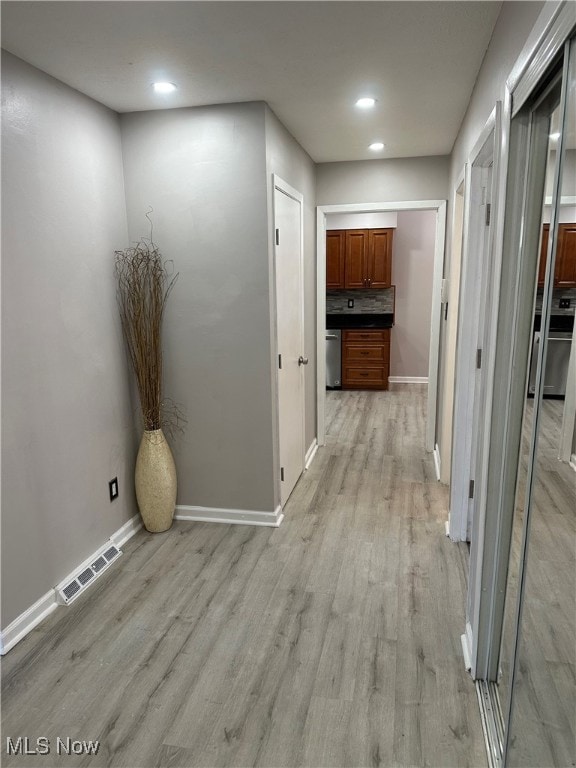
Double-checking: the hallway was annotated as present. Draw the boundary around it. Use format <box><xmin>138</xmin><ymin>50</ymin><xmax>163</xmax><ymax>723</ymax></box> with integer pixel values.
<box><xmin>2</xmin><ymin>387</ymin><xmax>487</xmax><ymax>767</ymax></box>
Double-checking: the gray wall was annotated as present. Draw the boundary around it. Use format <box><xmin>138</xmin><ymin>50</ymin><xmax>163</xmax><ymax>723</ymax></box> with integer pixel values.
<box><xmin>317</xmin><ymin>156</ymin><xmax>450</xmax><ymax>205</ymax></box>
<box><xmin>449</xmin><ymin>1</ymin><xmax>546</xmax><ymax>189</ymax></box>
<box><xmin>120</xmin><ymin>103</ymin><xmax>276</xmax><ymax>513</ymax></box>
<box><xmin>1</xmin><ymin>52</ymin><xmax>136</xmax><ymax>628</ymax></box>
<box><xmin>391</xmin><ymin>211</ymin><xmax>437</xmax><ymax>378</ymax></box>
<box><xmin>435</xmin><ymin>1</ymin><xmax>545</xmax><ymax>482</ymax></box>
<box><xmin>265</xmin><ymin>107</ymin><xmax>317</xmax><ymax>454</ymax></box>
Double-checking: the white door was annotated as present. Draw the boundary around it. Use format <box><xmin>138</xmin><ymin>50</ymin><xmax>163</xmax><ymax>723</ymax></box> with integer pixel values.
<box><xmin>468</xmin><ymin>164</ymin><xmax>493</xmax><ymax>540</ymax></box>
<box><xmin>274</xmin><ymin>179</ymin><xmax>305</xmax><ymax>507</ymax></box>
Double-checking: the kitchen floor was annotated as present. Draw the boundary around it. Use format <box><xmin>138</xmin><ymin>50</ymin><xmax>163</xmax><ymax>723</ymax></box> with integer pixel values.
<box><xmin>1</xmin><ymin>386</ymin><xmax>486</xmax><ymax>768</ymax></box>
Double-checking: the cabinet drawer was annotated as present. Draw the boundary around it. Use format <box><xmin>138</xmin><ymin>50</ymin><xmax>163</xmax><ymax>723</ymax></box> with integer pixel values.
<box><xmin>343</xmin><ymin>329</ymin><xmax>390</xmax><ymax>343</ymax></box>
<box><xmin>343</xmin><ymin>364</ymin><xmax>389</xmax><ymax>388</ymax></box>
<box><xmin>344</xmin><ymin>343</ymin><xmax>388</xmax><ymax>364</ymax></box>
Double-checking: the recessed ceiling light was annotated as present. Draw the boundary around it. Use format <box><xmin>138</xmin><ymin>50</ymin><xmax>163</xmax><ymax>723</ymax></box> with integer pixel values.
<box><xmin>369</xmin><ymin>142</ymin><xmax>385</xmax><ymax>151</ymax></box>
<box><xmin>153</xmin><ymin>82</ymin><xmax>177</xmax><ymax>94</ymax></box>
<box><xmin>356</xmin><ymin>97</ymin><xmax>376</xmax><ymax>109</ymax></box>
<box><xmin>549</xmin><ymin>132</ymin><xmax>561</xmax><ymax>140</ymax></box>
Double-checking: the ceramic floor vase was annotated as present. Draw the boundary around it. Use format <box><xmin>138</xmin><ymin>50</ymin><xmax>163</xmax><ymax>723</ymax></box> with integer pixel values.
<box><xmin>135</xmin><ymin>429</ymin><xmax>177</xmax><ymax>532</ymax></box>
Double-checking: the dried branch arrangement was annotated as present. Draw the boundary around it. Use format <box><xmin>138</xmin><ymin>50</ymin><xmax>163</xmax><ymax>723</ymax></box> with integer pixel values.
<box><xmin>115</xmin><ymin>238</ymin><xmax>179</xmax><ymax>432</ymax></box>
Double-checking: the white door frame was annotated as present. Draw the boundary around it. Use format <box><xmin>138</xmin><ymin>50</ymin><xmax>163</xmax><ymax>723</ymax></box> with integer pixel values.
<box><xmin>273</xmin><ymin>174</ymin><xmax>305</xmax><ymax>507</ymax></box>
<box><xmin>450</xmin><ymin>104</ymin><xmax>503</xmax><ymax>546</ymax></box>
<box><xmin>316</xmin><ymin>199</ymin><xmax>447</xmax><ymax>449</ymax></box>
<box><xmin>437</xmin><ymin>168</ymin><xmax>466</xmax><ymax>487</ymax></box>
<box><xmin>558</xmin><ymin>200</ymin><xmax>576</xmax><ymax>464</ymax></box>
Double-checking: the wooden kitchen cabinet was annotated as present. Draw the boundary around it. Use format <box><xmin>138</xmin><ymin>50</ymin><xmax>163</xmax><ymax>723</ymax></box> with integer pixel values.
<box><xmin>326</xmin><ymin>228</ymin><xmax>394</xmax><ymax>289</ymax></box>
<box><xmin>538</xmin><ymin>223</ymin><xmax>576</xmax><ymax>288</ymax></box>
<box><xmin>326</xmin><ymin>230</ymin><xmax>346</xmax><ymax>289</ymax></box>
<box><xmin>367</xmin><ymin>229</ymin><xmax>393</xmax><ymax>288</ymax></box>
<box><xmin>344</xmin><ymin>230</ymin><xmax>369</xmax><ymax>288</ymax></box>
<box><xmin>555</xmin><ymin>224</ymin><xmax>576</xmax><ymax>287</ymax></box>
<box><xmin>342</xmin><ymin>329</ymin><xmax>390</xmax><ymax>390</ymax></box>
<box><xmin>538</xmin><ymin>225</ymin><xmax>549</xmax><ymax>287</ymax></box>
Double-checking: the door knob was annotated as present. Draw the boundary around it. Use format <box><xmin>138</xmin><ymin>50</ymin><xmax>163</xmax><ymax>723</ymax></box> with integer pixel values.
<box><xmin>298</xmin><ymin>356</ymin><xmax>309</xmax><ymax>366</ymax></box>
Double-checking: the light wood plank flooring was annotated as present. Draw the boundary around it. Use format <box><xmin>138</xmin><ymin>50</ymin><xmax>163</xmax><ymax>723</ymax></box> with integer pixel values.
<box><xmin>498</xmin><ymin>399</ymin><xmax>576</xmax><ymax>767</ymax></box>
<box><xmin>1</xmin><ymin>387</ymin><xmax>487</xmax><ymax>767</ymax></box>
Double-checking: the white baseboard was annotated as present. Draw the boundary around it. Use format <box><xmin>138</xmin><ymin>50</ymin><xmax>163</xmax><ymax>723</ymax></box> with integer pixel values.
<box><xmin>175</xmin><ymin>505</ymin><xmax>284</xmax><ymax>528</ymax></box>
<box><xmin>305</xmin><ymin>439</ymin><xmax>319</xmax><ymax>470</ymax></box>
<box><xmin>0</xmin><ymin>591</ymin><xmax>57</xmax><ymax>657</ymax></box>
<box><xmin>461</xmin><ymin>631</ymin><xmax>472</xmax><ymax>673</ymax></box>
<box><xmin>433</xmin><ymin>443</ymin><xmax>441</xmax><ymax>481</ymax></box>
<box><xmin>110</xmin><ymin>513</ymin><xmax>143</xmax><ymax>547</ymax></box>
<box><xmin>388</xmin><ymin>376</ymin><xmax>429</xmax><ymax>384</ymax></box>
<box><xmin>0</xmin><ymin>513</ymin><xmax>142</xmax><ymax>656</ymax></box>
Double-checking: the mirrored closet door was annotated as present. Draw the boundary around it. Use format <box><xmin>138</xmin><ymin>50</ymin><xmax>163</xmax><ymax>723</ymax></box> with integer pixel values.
<box><xmin>484</xmin><ymin>33</ymin><xmax>576</xmax><ymax>768</ymax></box>
<box><xmin>503</xmin><ymin>37</ymin><xmax>576</xmax><ymax>768</ymax></box>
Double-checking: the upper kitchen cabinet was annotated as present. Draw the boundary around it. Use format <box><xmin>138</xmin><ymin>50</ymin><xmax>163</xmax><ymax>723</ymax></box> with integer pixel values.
<box><xmin>367</xmin><ymin>229</ymin><xmax>393</xmax><ymax>288</ymax></box>
<box><xmin>555</xmin><ymin>224</ymin><xmax>576</xmax><ymax>287</ymax></box>
<box><xmin>538</xmin><ymin>223</ymin><xmax>576</xmax><ymax>288</ymax></box>
<box><xmin>538</xmin><ymin>225</ymin><xmax>549</xmax><ymax>287</ymax></box>
<box><xmin>326</xmin><ymin>230</ymin><xmax>346</xmax><ymax>289</ymax></box>
<box><xmin>344</xmin><ymin>229</ymin><xmax>369</xmax><ymax>288</ymax></box>
<box><xmin>327</xmin><ymin>228</ymin><xmax>394</xmax><ymax>289</ymax></box>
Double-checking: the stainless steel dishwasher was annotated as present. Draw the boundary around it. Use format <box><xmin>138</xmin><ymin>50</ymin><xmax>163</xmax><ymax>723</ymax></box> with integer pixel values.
<box><xmin>528</xmin><ymin>330</ymin><xmax>572</xmax><ymax>396</ymax></box>
<box><xmin>326</xmin><ymin>330</ymin><xmax>341</xmax><ymax>388</ymax></box>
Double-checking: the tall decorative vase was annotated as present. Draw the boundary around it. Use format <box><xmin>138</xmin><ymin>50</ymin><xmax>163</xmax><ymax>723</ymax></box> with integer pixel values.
<box><xmin>135</xmin><ymin>429</ymin><xmax>177</xmax><ymax>533</ymax></box>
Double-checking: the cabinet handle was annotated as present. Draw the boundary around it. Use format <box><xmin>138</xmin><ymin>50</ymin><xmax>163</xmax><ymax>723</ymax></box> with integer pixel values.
<box><xmin>360</xmin><ymin>351</ymin><xmax>369</xmax><ymax>355</ymax></box>
<box><xmin>368</xmin><ymin>278</ymin><xmax>372</xmax><ymax>287</ymax></box>
<box><xmin>360</xmin><ymin>372</ymin><xmax>369</xmax><ymax>377</ymax></box>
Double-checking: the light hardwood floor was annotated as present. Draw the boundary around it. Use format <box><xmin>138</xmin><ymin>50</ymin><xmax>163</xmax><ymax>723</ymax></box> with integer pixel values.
<box><xmin>1</xmin><ymin>387</ymin><xmax>487</xmax><ymax>767</ymax></box>
<box><xmin>497</xmin><ymin>399</ymin><xmax>576</xmax><ymax>768</ymax></box>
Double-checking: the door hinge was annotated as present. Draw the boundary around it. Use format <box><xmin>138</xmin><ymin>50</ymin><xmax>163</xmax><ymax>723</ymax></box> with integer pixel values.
<box><xmin>485</xmin><ymin>203</ymin><xmax>491</xmax><ymax>226</ymax></box>
<box><xmin>275</xmin><ymin>228</ymin><xmax>280</xmax><ymax>246</ymax></box>
<box><xmin>278</xmin><ymin>354</ymin><xmax>282</xmax><ymax>369</ymax></box>
<box><xmin>280</xmin><ymin>467</ymin><xmax>284</xmax><ymax>482</ymax></box>
<box><xmin>476</xmin><ymin>348</ymin><xmax>482</xmax><ymax>369</ymax></box>
<box><xmin>469</xmin><ymin>480</ymin><xmax>475</xmax><ymax>499</ymax></box>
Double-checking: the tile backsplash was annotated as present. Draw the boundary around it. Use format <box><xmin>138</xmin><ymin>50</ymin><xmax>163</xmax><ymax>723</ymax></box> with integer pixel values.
<box><xmin>327</xmin><ymin>288</ymin><xmax>395</xmax><ymax>314</ymax></box>
<box><xmin>535</xmin><ymin>287</ymin><xmax>576</xmax><ymax>314</ymax></box>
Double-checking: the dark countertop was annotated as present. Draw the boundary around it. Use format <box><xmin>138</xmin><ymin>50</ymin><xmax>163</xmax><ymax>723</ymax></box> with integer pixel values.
<box><xmin>326</xmin><ymin>313</ymin><xmax>394</xmax><ymax>329</ymax></box>
<box><xmin>534</xmin><ymin>313</ymin><xmax>574</xmax><ymax>332</ymax></box>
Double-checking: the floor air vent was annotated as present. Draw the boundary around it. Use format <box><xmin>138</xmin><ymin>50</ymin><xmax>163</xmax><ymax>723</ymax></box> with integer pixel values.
<box><xmin>55</xmin><ymin>541</ymin><xmax>122</xmax><ymax>605</ymax></box>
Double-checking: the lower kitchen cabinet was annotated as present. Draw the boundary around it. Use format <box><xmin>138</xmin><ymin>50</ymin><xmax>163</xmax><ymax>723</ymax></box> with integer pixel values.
<box><xmin>342</xmin><ymin>329</ymin><xmax>390</xmax><ymax>390</ymax></box>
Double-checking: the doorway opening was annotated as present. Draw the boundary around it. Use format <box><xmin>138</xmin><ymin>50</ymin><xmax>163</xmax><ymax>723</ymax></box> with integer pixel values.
<box><xmin>316</xmin><ymin>201</ymin><xmax>447</xmax><ymax>449</ymax></box>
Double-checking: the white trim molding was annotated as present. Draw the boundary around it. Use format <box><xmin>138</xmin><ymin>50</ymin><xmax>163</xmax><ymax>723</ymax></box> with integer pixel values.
<box><xmin>316</xmin><ymin>199</ymin><xmax>447</xmax><ymax>449</ymax></box>
<box><xmin>388</xmin><ymin>376</ymin><xmax>428</xmax><ymax>384</ymax></box>
<box><xmin>110</xmin><ymin>513</ymin><xmax>143</xmax><ymax>548</ymax></box>
<box><xmin>304</xmin><ymin>439</ymin><xmax>319</xmax><ymax>470</ymax></box>
<box><xmin>0</xmin><ymin>513</ymin><xmax>142</xmax><ymax>655</ymax></box>
<box><xmin>175</xmin><ymin>505</ymin><xmax>284</xmax><ymax>528</ymax></box>
<box><xmin>461</xmin><ymin>631</ymin><xmax>473</xmax><ymax>672</ymax></box>
<box><xmin>0</xmin><ymin>591</ymin><xmax>57</xmax><ymax>657</ymax></box>
<box><xmin>433</xmin><ymin>443</ymin><xmax>442</xmax><ymax>482</ymax></box>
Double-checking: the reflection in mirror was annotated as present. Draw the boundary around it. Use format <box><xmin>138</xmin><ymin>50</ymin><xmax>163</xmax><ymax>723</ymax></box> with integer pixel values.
<box><xmin>504</xmin><ymin>48</ymin><xmax>576</xmax><ymax>768</ymax></box>
<box><xmin>496</xmin><ymin>97</ymin><xmax>563</xmax><ymax>741</ymax></box>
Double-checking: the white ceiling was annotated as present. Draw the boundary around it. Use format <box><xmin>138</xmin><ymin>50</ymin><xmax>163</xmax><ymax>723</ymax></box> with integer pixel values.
<box><xmin>1</xmin><ymin>1</ymin><xmax>504</xmax><ymax>163</ymax></box>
